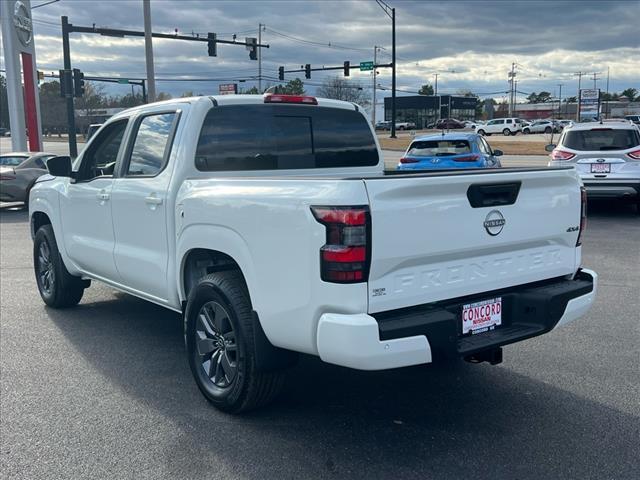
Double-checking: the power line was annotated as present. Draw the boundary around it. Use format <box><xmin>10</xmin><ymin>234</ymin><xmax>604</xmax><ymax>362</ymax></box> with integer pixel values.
<box><xmin>264</xmin><ymin>27</ymin><xmax>371</xmax><ymax>53</ymax></box>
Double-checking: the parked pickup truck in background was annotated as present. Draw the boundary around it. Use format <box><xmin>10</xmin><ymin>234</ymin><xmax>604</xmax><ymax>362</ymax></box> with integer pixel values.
<box><xmin>30</xmin><ymin>94</ymin><xmax>597</xmax><ymax>413</ymax></box>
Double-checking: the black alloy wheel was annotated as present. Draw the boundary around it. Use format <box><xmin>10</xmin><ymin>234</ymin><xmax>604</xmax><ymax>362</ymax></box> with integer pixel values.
<box><xmin>194</xmin><ymin>300</ymin><xmax>238</xmax><ymax>389</ymax></box>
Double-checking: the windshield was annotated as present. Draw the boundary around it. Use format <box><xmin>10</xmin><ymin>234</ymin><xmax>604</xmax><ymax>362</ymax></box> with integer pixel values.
<box><xmin>407</xmin><ymin>140</ymin><xmax>471</xmax><ymax>156</ymax></box>
<box><xmin>563</xmin><ymin>128</ymin><xmax>640</xmax><ymax>151</ymax></box>
<box><xmin>0</xmin><ymin>156</ymin><xmax>27</xmax><ymax>167</ymax></box>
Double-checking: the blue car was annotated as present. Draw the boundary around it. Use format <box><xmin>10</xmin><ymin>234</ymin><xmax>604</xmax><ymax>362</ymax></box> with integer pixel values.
<box><xmin>397</xmin><ymin>133</ymin><xmax>503</xmax><ymax>170</ymax></box>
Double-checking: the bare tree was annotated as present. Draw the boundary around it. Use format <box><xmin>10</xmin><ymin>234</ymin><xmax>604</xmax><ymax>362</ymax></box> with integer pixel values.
<box><xmin>316</xmin><ymin>77</ymin><xmax>371</xmax><ymax>108</ymax></box>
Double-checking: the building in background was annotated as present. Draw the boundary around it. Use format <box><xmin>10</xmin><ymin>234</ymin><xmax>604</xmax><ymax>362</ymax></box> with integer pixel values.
<box><xmin>384</xmin><ymin>95</ymin><xmax>477</xmax><ymax>129</ymax></box>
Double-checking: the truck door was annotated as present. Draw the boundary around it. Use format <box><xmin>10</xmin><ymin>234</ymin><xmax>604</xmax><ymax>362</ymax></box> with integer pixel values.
<box><xmin>110</xmin><ymin>109</ymin><xmax>181</xmax><ymax>302</ymax></box>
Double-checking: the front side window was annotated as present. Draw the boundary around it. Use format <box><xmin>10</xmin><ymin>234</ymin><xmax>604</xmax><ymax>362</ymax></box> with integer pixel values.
<box><xmin>77</xmin><ymin>120</ymin><xmax>128</xmax><ymax>181</ymax></box>
<box><xmin>195</xmin><ymin>104</ymin><xmax>378</xmax><ymax>171</ymax></box>
<box><xmin>126</xmin><ymin>113</ymin><xmax>177</xmax><ymax>176</ymax></box>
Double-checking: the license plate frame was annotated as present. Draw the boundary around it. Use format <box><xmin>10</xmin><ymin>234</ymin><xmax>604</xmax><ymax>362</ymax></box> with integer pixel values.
<box><xmin>590</xmin><ymin>163</ymin><xmax>610</xmax><ymax>173</ymax></box>
<box><xmin>462</xmin><ymin>297</ymin><xmax>502</xmax><ymax>336</ymax></box>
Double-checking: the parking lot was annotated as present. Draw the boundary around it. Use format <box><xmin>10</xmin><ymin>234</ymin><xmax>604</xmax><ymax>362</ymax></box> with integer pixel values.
<box><xmin>1</xmin><ymin>199</ymin><xmax>638</xmax><ymax>479</ymax></box>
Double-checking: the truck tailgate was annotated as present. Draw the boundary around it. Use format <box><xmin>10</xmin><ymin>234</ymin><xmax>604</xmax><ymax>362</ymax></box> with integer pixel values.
<box><xmin>364</xmin><ymin>168</ymin><xmax>582</xmax><ymax>313</ymax></box>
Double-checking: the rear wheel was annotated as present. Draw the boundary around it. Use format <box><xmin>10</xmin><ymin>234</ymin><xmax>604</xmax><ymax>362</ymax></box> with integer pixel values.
<box><xmin>33</xmin><ymin>225</ymin><xmax>86</xmax><ymax>308</ymax></box>
<box><xmin>503</xmin><ymin>128</ymin><xmax>511</xmax><ymax>136</ymax></box>
<box><xmin>186</xmin><ymin>271</ymin><xmax>286</xmax><ymax>413</ymax></box>
<box><xmin>477</xmin><ymin>129</ymin><xmax>486</xmax><ymax>136</ymax></box>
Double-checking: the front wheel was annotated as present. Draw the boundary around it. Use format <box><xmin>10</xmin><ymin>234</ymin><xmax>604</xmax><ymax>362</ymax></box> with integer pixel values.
<box><xmin>523</xmin><ymin>128</ymin><xmax>530</xmax><ymax>134</ymax></box>
<box><xmin>544</xmin><ymin>126</ymin><xmax>552</xmax><ymax>134</ymax></box>
<box><xmin>186</xmin><ymin>271</ymin><xmax>286</xmax><ymax>413</ymax></box>
<box><xmin>477</xmin><ymin>129</ymin><xmax>486</xmax><ymax>136</ymax></box>
<box><xmin>33</xmin><ymin>225</ymin><xmax>86</xmax><ymax>308</ymax></box>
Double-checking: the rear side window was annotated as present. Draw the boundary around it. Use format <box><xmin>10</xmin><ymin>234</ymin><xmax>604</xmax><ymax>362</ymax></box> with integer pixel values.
<box><xmin>126</xmin><ymin>112</ymin><xmax>177</xmax><ymax>176</ymax></box>
<box><xmin>563</xmin><ymin>129</ymin><xmax>640</xmax><ymax>151</ymax></box>
<box><xmin>0</xmin><ymin>156</ymin><xmax>27</xmax><ymax>167</ymax></box>
<box><xmin>408</xmin><ymin>140</ymin><xmax>471</xmax><ymax>156</ymax></box>
<box><xmin>195</xmin><ymin>105</ymin><xmax>378</xmax><ymax>171</ymax></box>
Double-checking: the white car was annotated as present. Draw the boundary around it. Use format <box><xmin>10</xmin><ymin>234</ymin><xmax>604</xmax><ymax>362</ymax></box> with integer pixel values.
<box><xmin>522</xmin><ymin>120</ymin><xmax>561</xmax><ymax>134</ymax></box>
<box><xmin>475</xmin><ymin>118</ymin><xmax>522</xmax><ymax>136</ymax></box>
<box><xmin>547</xmin><ymin>121</ymin><xmax>640</xmax><ymax>211</ymax></box>
<box><xmin>29</xmin><ymin>94</ymin><xmax>597</xmax><ymax>413</ymax></box>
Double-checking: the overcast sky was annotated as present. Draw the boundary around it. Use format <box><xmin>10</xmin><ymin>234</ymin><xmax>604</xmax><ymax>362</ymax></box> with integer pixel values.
<box><xmin>3</xmin><ymin>0</ymin><xmax>639</xmax><ymax>104</ymax></box>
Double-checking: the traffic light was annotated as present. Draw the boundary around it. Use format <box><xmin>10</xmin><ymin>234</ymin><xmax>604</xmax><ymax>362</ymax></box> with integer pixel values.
<box><xmin>305</xmin><ymin>64</ymin><xmax>311</xmax><ymax>79</ymax></box>
<box><xmin>207</xmin><ymin>33</ymin><xmax>217</xmax><ymax>57</ymax></box>
<box><xmin>278</xmin><ymin>66</ymin><xmax>285</xmax><ymax>81</ymax></box>
<box><xmin>344</xmin><ymin>61</ymin><xmax>350</xmax><ymax>77</ymax></box>
<box><xmin>72</xmin><ymin>68</ymin><xmax>85</xmax><ymax>97</ymax></box>
<box><xmin>246</xmin><ymin>37</ymin><xmax>257</xmax><ymax>60</ymax></box>
<box><xmin>59</xmin><ymin>69</ymin><xmax>72</xmax><ymax>97</ymax></box>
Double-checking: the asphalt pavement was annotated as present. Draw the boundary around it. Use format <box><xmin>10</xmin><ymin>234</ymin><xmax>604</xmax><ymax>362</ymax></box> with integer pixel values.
<box><xmin>1</xmin><ymin>199</ymin><xmax>639</xmax><ymax>479</ymax></box>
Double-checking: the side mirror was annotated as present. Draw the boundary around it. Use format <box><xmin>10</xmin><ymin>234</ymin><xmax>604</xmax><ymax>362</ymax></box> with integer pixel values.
<box><xmin>493</xmin><ymin>149</ymin><xmax>503</xmax><ymax>157</ymax></box>
<box><xmin>544</xmin><ymin>144</ymin><xmax>556</xmax><ymax>152</ymax></box>
<box><xmin>46</xmin><ymin>155</ymin><xmax>72</xmax><ymax>177</ymax></box>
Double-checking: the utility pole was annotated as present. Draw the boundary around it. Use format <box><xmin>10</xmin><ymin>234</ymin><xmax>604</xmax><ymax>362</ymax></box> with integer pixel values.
<box><xmin>391</xmin><ymin>6</ymin><xmax>396</xmax><ymax>138</ymax></box>
<box><xmin>605</xmin><ymin>66</ymin><xmax>610</xmax><ymax>119</ymax></box>
<box><xmin>558</xmin><ymin>83</ymin><xmax>563</xmax><ymax>117</ymax></box>
<box><xmin>591</xmin><ymin>72</ymin><xmax>599</xmax><ymax>89</ymax></box>
<box><xmin>258</xmin><ymin>23</ymin><xmax>263</xmax><ymax>93</ymax></box>
<box><xmin>372</xmin><ymin>45</ymin><xmax>378</xmax><ymax>125</ymax></box>
<box><xmin>434</xmin><ymin>73</ymin><xmax>439</xmax><ymax>96</ymax></box>
<box><xmin>143</xmin><ymin>0</ymin><xmax>156</xmax><ymax>103</ymax></box>
<box><xmin>574</xmin><ymin>71</ymin><xmax>586</xmax><ymax>121</ymax></box>
<box><xmin>508</xmin><ymin>62</ymin><xmax>516</xmax><ymax>116</ymax></box>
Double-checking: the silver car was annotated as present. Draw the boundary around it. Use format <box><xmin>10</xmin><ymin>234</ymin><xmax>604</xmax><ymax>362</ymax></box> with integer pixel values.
<box><xmin>0</xmin><ymin>152</ymin><xmax>55</xmax><ymax>207</ymax></box>
<box><xmin>547</xmin><ymin>122</ymin><xmax>640</xmax><ymax>211</ymax></box>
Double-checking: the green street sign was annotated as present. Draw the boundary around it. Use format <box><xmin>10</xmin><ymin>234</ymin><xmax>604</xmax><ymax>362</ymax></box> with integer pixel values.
<box><xmin>359</xmin><ymin>61</ymin><xmax>374</xmax><ymax>71</ymax></box>
<box><xmin>117</xmin><ymin>78</ymin><xmax>130</xmax><ymax>84</ymax></box>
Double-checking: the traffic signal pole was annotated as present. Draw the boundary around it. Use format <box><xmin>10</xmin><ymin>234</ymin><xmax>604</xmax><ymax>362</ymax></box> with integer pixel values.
<box><xmin>391</xmin><ymin>6</ymin><xmax>396</xmax><ymax>138</ymax></box>
<box><xmin>61</xmin><ymin>16</ymin><xmax>78</xmax><ymax>157</ymax></box>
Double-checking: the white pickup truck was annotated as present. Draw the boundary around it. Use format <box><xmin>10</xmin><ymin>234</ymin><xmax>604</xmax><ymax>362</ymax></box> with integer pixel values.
<box><xmin>30</xmin><ymin>94</ymin><xmax>597</xmax><ymax>413</ymax></box>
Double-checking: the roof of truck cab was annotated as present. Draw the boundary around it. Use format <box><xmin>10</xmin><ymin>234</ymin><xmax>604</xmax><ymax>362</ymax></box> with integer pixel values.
<box><xmin>109</xmin><ymin>94</ymin><xmax>359</xmax><ymax>121</ymax></box>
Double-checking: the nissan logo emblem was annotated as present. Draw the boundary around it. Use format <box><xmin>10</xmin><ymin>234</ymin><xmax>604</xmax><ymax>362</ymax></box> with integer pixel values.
<box><xmin>484</xmin><ymin>210</ymin><xmax>506</xmax><ymax>236</ymax></box>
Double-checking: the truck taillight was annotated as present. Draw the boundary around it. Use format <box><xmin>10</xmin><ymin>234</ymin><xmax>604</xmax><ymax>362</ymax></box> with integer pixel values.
<box><xmin>311</xmin><ymin>206</ymin><xmax>370</xmax><ymax>283</ymax></box>
<box><xmin>577</xmin><ymin>186</ymin><xmax>587</xmax><ymax>246</ymax></box>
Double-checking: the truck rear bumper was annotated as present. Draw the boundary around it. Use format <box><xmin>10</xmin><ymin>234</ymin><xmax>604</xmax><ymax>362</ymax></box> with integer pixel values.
<box><xmin>316</xmin><ymin>269</ymin><xmax>596</xmax><ymax>370</ymax></box>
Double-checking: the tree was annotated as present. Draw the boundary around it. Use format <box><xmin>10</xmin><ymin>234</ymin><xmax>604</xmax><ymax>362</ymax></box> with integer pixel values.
<box><xmin>418</xmin><ymin>84</ymin><xmax>434</xmax><ymax>96</ymax></box>
<box><xmin>281</xmin><ymin>78</ymin><xmax>305</xmax><ymax>95</ymax></box>
<box><xmin>316</xmin><ymin>77</ymin><xmax>370</xmax><ymax>108</ymax></box>
<box><xmin>180</xmin><ymin>90</ymin><xmax>195</xmax><ymax>98</ymax></box>
<box><xmin>156</xmin><ymin>92</ymin><xmax>172</xmax><ymax>101</ymax></box>
<box><xmin>527</xmin><ymin>91</ymin><xmax>552</xmax><ymax>103</ymax></box>
<box><xmin>620</xmin><ymin>88</ymin><xmax>638</xmax><ymax>101</ymax></box>
<box><xmin>241</xmin><ymin>86</ymin><xmax>260</xmax><ymax>94</ymax></box>
<box><xmin>39</xmin><ymin>81</ymin><xmax>67</xmax><ymax>134</ymax></box>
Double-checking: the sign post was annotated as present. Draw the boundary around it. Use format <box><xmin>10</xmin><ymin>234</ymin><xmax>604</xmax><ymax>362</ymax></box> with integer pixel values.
<box><xmin>0</xmin><ymin>0</ymin><xmax>43</xmax><ymax>151</ymax></box>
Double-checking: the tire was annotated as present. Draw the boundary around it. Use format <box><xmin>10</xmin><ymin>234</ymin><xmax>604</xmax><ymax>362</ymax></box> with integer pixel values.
<box><xmin>33</xmin><ymin>224</ymin><xmax>85</xmax><ymax>308</ymax></box>
<box><xmin>477</xmin><ymin>129</ymin><xmax>486</xmax><ymax>136</ymax></box>
<box><xmin>523</xmin><ymin>128</ymin><xmax>530</xmax><ymax>135</ymax></box>
<box><xmin>503</xmin><ymin>128</ymin><xmax>511</xmax><ymax>136</ymax></box>
<box><xmin>186</xmin><ymin>271</ymin><xmax>286</xmax><ymax>413</ymax></box>
<box><xmin>544</xmin><ymin>126</ymin><xmax>552</xmax><ymax>134</ymax></box>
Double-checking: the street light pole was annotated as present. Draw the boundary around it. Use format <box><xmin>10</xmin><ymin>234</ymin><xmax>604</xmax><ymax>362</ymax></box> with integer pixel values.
<box><xmin>258</xmin><ymin>23</ymin><xmax>263</xmax><ymax>93</ymax></box>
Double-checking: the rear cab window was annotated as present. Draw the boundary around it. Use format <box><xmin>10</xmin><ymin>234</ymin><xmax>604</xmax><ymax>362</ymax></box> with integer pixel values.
<box><xmin>407</xmin><ymin>140</ymin><xmax>471</xmax><ymax>157</ymax></box>
<box><xmin>195</xmin><ymin>104</ymin><xmax>379</xmax><ymax>171</ymax></box>
<box><xmin>563</xmin><ymin>128</ymin><xmax>640</xmax><ymax>151</ymax></box>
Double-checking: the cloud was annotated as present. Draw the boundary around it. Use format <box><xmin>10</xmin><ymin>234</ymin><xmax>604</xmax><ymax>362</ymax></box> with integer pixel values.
<box><xmin>7</xmin><ymin>0</ymin><xmax>638</xmax><ymax>99</ymax></box>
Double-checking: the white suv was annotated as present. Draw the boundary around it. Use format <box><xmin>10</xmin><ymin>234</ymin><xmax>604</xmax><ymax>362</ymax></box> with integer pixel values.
<box><xmin>547</xmin><ymin>121</ymin><xmax>640</xmax><ymax>211</ymax></box>
<box><xmin>476</xmin><ymin>118</ymin><xmax>522</xmax><ymax>136</ymax></box>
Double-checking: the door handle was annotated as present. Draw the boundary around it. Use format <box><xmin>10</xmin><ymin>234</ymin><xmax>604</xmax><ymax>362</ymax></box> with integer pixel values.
<box><xmin>145</xmin><ymin>194</ymin><xmax>163</xmax><ymax>206</ymax></box>
<box><xmin>97</xmin><ymin>191</ymin><xmax>110</xmax><ymax>201</ymax></box>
